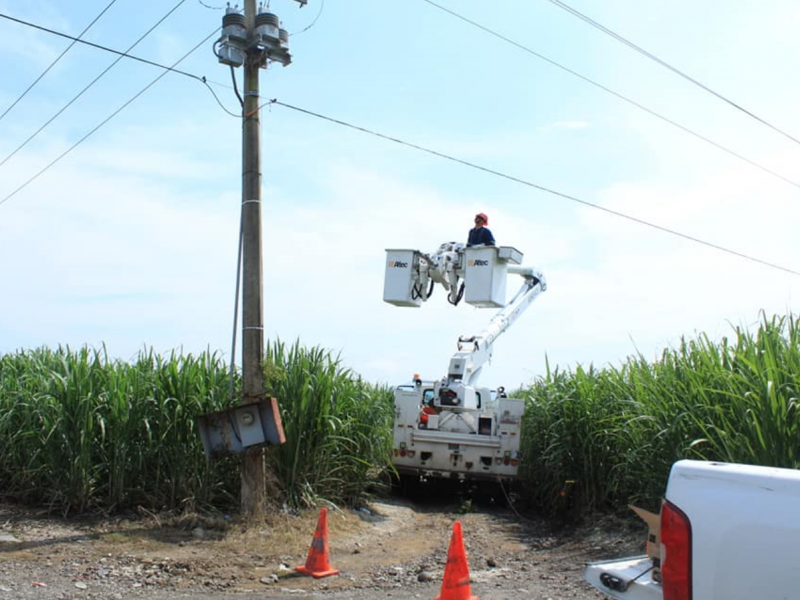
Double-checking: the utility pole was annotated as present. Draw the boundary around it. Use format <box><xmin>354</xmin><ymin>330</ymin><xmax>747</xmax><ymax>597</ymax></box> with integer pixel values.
<box><xmin>240</xmin><ymin>0</ymin><xmax>266</xmax><ymax>518</ymax></box>
<box><xmin>214</xmin><ymin>0</ymin><xmax>295</xmax><ymax>519</ymax></box>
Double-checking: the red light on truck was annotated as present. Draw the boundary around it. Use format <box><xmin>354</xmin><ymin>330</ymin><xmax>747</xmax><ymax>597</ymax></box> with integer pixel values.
<box><xmin>661</xmin><ymin>500</ymin><xmax>692</xmax><ymax>600</ymax></box>
<box><xmin>503</xmin><ymin>458</ymin><xmax>510</xmax><ymax>466</ymax></box>
<box><xmin>400</xmin><ymin>449</ymin><xmax>407</xmax><ymax>457</ymax></box>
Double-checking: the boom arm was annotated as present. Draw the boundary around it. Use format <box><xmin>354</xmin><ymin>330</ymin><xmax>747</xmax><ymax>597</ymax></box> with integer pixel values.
<box><xmin>447</xmin><ymin>265</ymin><xmax>545</xmax><ymax>387</ymax></box>
<box><xmin>438</xmin><ymin>265</ymin><xmax>546</xmax><ymax>410</ymax></box>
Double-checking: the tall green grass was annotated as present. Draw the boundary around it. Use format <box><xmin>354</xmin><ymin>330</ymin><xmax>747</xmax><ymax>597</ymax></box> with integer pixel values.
<box><xmin>0</xmin><ymin>346</ymin><xmax>238</xmax><ymax>513</ymax></box>
<box><xmin>518</xmin><ymin>313</ymin><xmax>800</xmax><ymax>514</ymax></box>
<box><xmin>2</xmin><ymin>313</ymin><xmax>796</xmax><ymax>517</ymax></box>
<box><xmin>0</xmin><ymin>342</ymin><xmax>393</xmax><ymax>514</ymax></box>
<box><xmin>263</xmin><ymin>340</ymin><xmax>394</xmax><ymax>507</ymax></box>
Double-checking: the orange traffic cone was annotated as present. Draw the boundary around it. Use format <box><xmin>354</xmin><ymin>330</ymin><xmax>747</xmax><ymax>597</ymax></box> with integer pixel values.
<box><xmin>295</xmin><ymin>507</ymin><xmax>340</xmax><ymax>578</ymax></box>
<box><xmin>435</xmin><ymin>521</ymin><xmax>477</xmax><ymax>600</ymax></box>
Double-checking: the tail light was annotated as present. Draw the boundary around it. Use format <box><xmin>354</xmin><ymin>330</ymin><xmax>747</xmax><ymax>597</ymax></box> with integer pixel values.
<box><xmin>661</xmin><ymin>500</ymin><xmax>692</xmax><ymax>600</ymax></box>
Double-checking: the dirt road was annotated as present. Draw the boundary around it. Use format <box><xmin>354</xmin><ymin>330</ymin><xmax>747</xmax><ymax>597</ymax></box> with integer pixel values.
<box><xmin>0</xmin><ymin>495</ymin><xmax>642</xmax><ymax>600</ymax></box>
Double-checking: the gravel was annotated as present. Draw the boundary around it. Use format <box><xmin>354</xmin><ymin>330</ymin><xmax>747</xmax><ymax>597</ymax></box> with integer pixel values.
<box><xmin>0</xmin><ymin>498</ymin><xmax>644</xmax><ymax>600</ymax></box>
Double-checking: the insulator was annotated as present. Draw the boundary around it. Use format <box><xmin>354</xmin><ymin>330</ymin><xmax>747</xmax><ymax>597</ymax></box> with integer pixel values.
<box><xmin>255</xmin><ymin>11</ymin><xmax>280</xmax><ymax>43</ymax></box>
<box><xmin>221</xmin><ymin>16</ymin><xmax>247</xmax><ymax>44</ymax></box>
<box><xmin>218</xmin><ymin>3</ymin><xmax>246</xmax><ymax>53</ymax></box>
<box><xmin>222</xmin><ymin>12</ymin><xmax>246</xmax><ymax>28</ymax></box>
<box><xmin>279</xmin><ymin>28</ymin><xmax>289</xmax><ymax>48</ymax></box>
<box><xmin>255</xmin><ymin>11</ymin><xmax>280</xmax><ymax>28</ymax></box>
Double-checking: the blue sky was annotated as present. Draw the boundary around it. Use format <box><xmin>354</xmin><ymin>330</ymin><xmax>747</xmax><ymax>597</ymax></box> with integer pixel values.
<box><xmin>1</xmin><ymin>0</ymin><xmax>799</xmax><ymax>389</ymax></box>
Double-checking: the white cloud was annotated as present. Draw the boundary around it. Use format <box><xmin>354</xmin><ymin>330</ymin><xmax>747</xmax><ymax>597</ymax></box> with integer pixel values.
<box><xmin>540</xmin><ymin>120</ymin><xmax>591</xmax><ymax>131</ymax></box>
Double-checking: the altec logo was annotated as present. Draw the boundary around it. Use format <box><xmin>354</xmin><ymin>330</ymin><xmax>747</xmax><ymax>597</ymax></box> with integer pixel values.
<box><xmin>388</xmin><ymin>261</ymin><xmax>409</xmax><ymax>268</ymax></box>
<box><xmin>467</xmin><ymin>259</ymin><xmax>490</xmax><ymax>267</ymax></box>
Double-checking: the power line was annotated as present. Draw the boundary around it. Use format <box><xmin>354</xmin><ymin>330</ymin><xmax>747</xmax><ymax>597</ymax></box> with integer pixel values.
<box><xmin>0</xmin><ymin>1</ymin><xmax>188</xmax><ymax>170</ymax></box>
<box><xmin>0</xmin><ymin>13</ymin><xmax>202</xmax><ymax>82</ymax></box>
<box><xmin>1</xmin><ymin>12</ymin><xmax>240</xmax><ymax>117</ymax></box>
<box><xmin>197</xmin><ymin>0</ymin><xmax>226</xmax><ymax>9</ymax></box>
<box><xmin>270</xmin><ymin>99</ymin><xmax>800</xmax><ymax>278</ymax></box>
<box><xmin>0</xmin><ymin>1</ymin><xmax>119</xmax><ymax>124</ymax></box>
<box><xmin>418</xmin><ymin>0</ymin><xmax>800</xmax><ymax>192</ymax></box>
<box><xmin>0</xmin><ymin>28</ymin><xmax>220</xmax><ymax>208</ymax></box>
<box><xmin>544</xmin><ymin>0</ymin><xmax>800</xmax><ymax>148</ymax></box>
<box><xmin>290</xmin><ymin>0</ymin><xmax>325</xmax><ymax>37</ymax></box>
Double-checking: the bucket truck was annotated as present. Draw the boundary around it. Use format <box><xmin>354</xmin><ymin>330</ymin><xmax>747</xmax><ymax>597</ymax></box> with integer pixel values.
<box><xmin>383</xmin><ymin>242</ymin><xmax>546</xmax><ymax>486</ymax></box>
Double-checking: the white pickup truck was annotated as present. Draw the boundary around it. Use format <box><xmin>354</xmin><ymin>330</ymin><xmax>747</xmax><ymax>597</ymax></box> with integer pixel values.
<box><xmin>584</xmin><ymin>460</ymin><xmax>800</xmax><ymax>600</ymax></box>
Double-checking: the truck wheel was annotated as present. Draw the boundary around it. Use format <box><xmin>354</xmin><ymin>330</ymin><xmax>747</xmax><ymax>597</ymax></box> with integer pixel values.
<box><xmin>399</xmin><ymin>474</ymin><xmax>421</xmax><ymax>499</ymax></box>
<box><xmin>474</xmin><ymin>481</ymin><xmax>500</xmax><ymax>505</ymax></box>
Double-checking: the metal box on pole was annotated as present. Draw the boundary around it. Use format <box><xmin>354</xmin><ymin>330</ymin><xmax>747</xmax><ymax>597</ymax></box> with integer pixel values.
<box><xmin>197</xmin><ymin>398</ymin><xmax>285</xmax><ymax>460</ymax></box>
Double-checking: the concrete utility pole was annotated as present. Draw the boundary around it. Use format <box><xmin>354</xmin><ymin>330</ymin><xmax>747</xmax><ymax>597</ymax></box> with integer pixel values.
<box><xmin>240</xmin><ymin>0</ymin><xmax>266</xmax><ymax>518</ymax></box>
<box><xmin>213</xmin><ymin>0</ymin><xmax>294</xmax><ymax>518</ymax></box>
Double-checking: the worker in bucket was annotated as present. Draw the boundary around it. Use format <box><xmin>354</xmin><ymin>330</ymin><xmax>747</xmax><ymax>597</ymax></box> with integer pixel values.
<box><xmin>467</xmin><ymin>212</ymin><xmax>495</xmax><ymax>247</ymax></box>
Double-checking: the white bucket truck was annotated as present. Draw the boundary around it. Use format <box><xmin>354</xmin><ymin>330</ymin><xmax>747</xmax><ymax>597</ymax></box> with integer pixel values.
<box><xmin>383</xmin><ymin>242</ymin><xmax>546</xmax><ymax>487</ymax></box>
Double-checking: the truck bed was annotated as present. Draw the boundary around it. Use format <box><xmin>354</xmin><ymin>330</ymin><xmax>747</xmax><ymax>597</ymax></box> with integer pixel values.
<box><xmin>584</xmin><ymin>556</ymin><xmax>661</xmax><ymax>600</ymax></box>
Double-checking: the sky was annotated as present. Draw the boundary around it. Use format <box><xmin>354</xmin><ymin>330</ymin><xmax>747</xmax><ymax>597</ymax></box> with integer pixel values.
<box><xmin>1</xmin><ymin>0</ymin><xmax>799</xmax><ymax>391</ymax></box>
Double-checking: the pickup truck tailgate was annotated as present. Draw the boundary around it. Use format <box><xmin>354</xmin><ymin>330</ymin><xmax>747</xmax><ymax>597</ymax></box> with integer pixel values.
<box><xmin>584</xmin><ymin>555</ymin><xmax>661</xmax><ymax>600</ymax></box>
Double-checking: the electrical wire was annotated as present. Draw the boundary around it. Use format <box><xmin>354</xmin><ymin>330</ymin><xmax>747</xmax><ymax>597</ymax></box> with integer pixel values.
<box><xmin>449</xmin><ymin>282</ymin><xmax>465</xmax><ymax>306</ymax></box>
<box><xmin>4</xmin><ymin>7</ymin><xmax>248</xmax><ymax>397</ymax></box>
<box><xmin>417</xmin><ymin>0</ymin><xmax>800</xmax><ymax>192</ymax></box>
<box><xmin>205</xmin><ymin>78</ymin><xmax>242</xmax><ymax>117</ymax></box>
<box><xmin>230</xmin><ymin>64</ymin><xmax>244</xmax><ymax>106</ymax></box>
<box><xmin>197</xmin><ymin>0</ymin><xmax>226</xmax><ymax>9</ymax></box>
<box><xmin>0</xmin><ymin>1</ymin><xmax>189</xmax><ymax>170</ymax></box>
<box><xmin>290</xmin><ymin>0</ymin><xmax>324</xmax><ymax>36</ymax></box>
<box><xmin>0</xmin><ymin>29</ymin><xmax>219</xmax><ymax>208</ymax></box>
<box><xmin>269</xmin><ymin>99</ymin><xmax>800</xmax><ymax>278</ymax></box>
<box><xmin>1</xmin><ymin>12</ymin><xmax>242</xmax><ymax>118</ymax></box>
<box><xmin>0</xmin><ymin>13</ymin><xmax>202</xmax><ymax>82</ymax></box>
<box><xmin>4</xmin><ymin>4</ymin><xmax>795</xmax><ymax>278</ymax></box>
<box><xmin>0</xmin><ymin>1</ymin><xmax>119</xmax><ymax>124</ymax></box>
<box><xmin>544</xmin><ymin>0</ymin><xmax>800</xmax><ymax>148</ymax></box>
<box><xmin>228</xmin><ymin>205</ymin><xmax>244</xmax><ymax>403</ymax></box>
